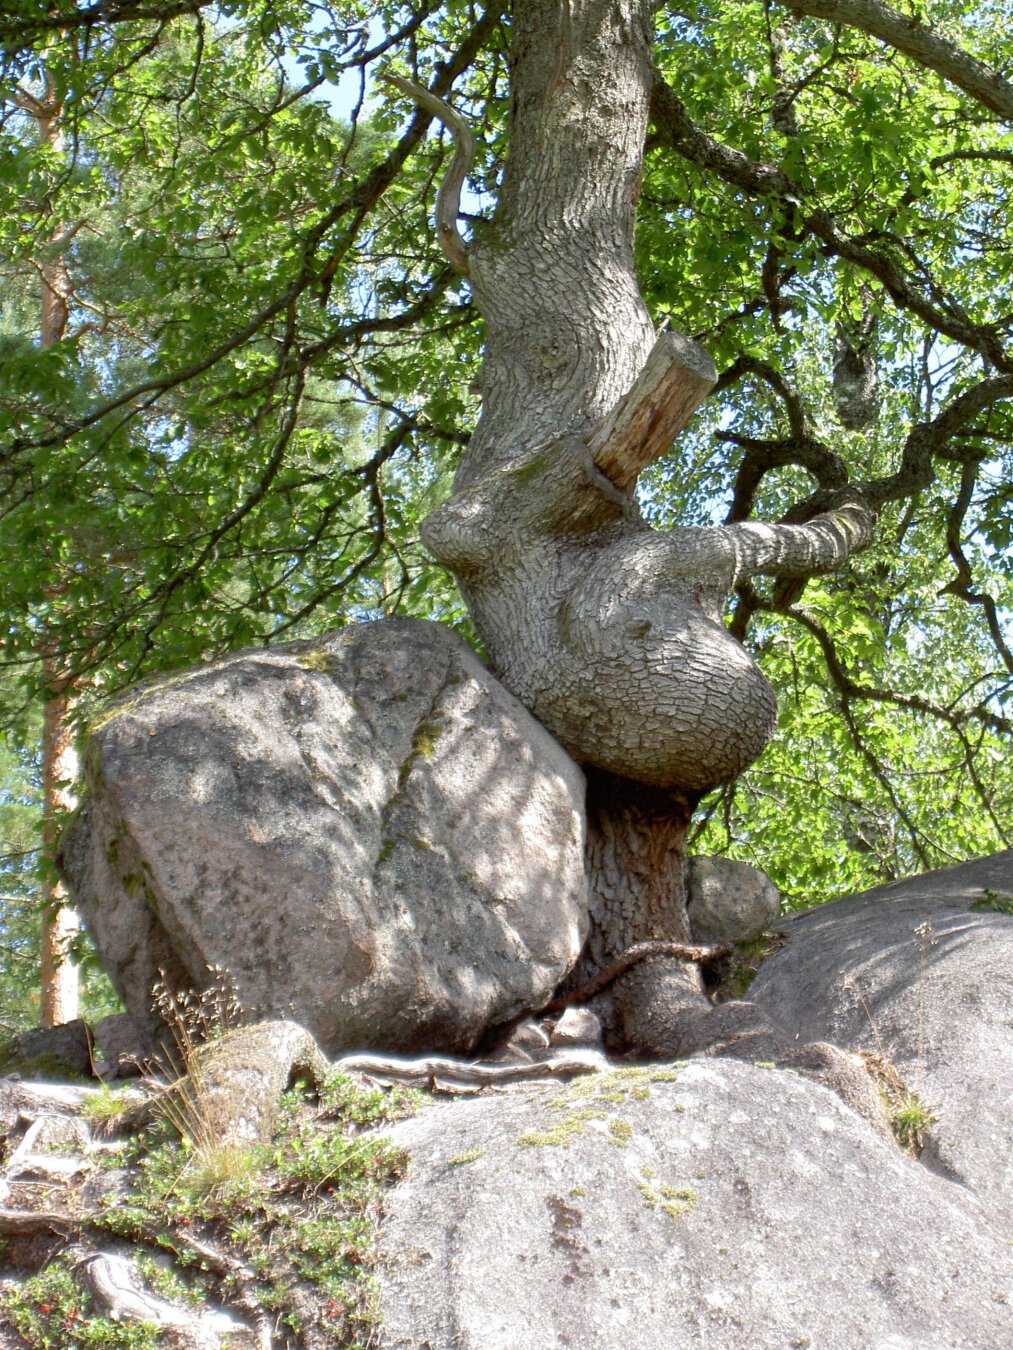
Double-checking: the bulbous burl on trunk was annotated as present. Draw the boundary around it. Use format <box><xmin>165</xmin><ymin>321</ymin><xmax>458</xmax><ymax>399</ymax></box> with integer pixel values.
<box><xmin>414</xmin><ymin>0</ymin><xmax>875</xmax><ymax>1054</ymax></box>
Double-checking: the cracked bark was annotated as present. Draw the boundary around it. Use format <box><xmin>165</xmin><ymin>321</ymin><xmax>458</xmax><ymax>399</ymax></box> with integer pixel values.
<box><xmin>419</xmin><ymin>0</ymin><xmax>875</xmax><ymax>1055</ymax></box>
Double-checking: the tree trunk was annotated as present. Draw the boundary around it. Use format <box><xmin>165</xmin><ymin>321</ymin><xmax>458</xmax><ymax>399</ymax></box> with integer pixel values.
<box><xmin>33</xmin><ymin>83</ymin><xmax>81</xmax><ymax>1028</ymax></box>
<box><xmin>40</xmin><ymin>666</ymin><xmax>80</xmax><ymax>1027</ymax></box>
<box><xmin>421</xmin><ymin>0</ymin><xmax>875</xmax><ymax>1052</ymax></box>
<box><xmin>583</xmin><ymin>772</ymin><xmax>707</xmax><ymax>1051</ymax></box>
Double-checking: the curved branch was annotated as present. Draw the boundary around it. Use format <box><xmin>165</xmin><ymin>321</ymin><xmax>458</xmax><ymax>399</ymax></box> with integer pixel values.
<box><xmin>788</xmin><ymin>604</ymin><xmax>1013</xmax><ymax>736</ymax></box>
<box><xmin>860</xmin><ymin>374</ymin><xmax>1013</xmax><ymax>506</ymax></box>
<box><xmin>716</xmin><ymin>355</ymin><xmax>808</xmax><ymax>442</ymax></box>
<box><xmin>546</xmin><ymin>939</ymin><xmax>733</xmax><ymax>1012</ymax></box>
<box><xmin>776</xmin><ymin>0</ymin><xmax>1013</xmax><ymax>123</ymax></box>
<box><xmin>648</xmin><ymin>77</ymin><xmax>1011</xmax><ymax>372</ymax></box>
<box><xmin>938</xmin><ymin>459</ymin><xmax>1013</xmax><ymax>675</ymax></box>
<box><xmin>719</xmin><ymin>432</ymin><xmax>850</xmax><ymax>522</ymax></box>
<box><xmin>383</xmin><ymin>73</ymin><xmax>475</xmax><ymax>277</ymax></box>
<box><xmin>0</xmin><ymin>0</ymin><xmax>211</xmax><ymax>43</ymax></box>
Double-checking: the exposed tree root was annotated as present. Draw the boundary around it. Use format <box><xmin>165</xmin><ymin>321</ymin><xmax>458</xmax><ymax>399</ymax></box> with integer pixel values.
<box><xmin>545</xmin><ymin>939</ymin><xmax>732</xmax><ymax>1012</ymax></box>
<box><xmin>0</xmin><ymin>1206</ymin><xmax>77</xmax><ymax>1238</ymax></box>
<box><xmin>77</xmin><ymin>1248</ymin><xmax>246</xmax><ymax>1345</ymax></box>
<box><xmin>333</xmin><ymin>1051</ymin><xmax>608</xmax><ymax>1092</ymax></box>
<box><xmin>166</xmin><ymin>1228</ymin><xmax>273</xmax><ymax>1350</ymax></box>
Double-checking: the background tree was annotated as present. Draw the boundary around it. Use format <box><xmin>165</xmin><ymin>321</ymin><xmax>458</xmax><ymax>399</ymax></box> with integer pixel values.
<box><xmin>0</xmin><ymin>0</ymin><xmax>1010</xmax><ymax>1038</ymax></box>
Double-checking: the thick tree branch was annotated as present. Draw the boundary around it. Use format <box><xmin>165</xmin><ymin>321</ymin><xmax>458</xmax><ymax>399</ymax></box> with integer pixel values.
<box><xmin>862</xmin><ymin>374</ymin><xmax>1013</xmax><ymax>505</ymax></box>
<box><xmin>775</xmin><ymin>0</ymin><xmax>1013</xmax><ymax>122</ymax></box>
<box><xmin>0</xmin><ymin>1</ymin><xmax>209</xmax><ymax>44</ymax></box>
<box><xmin>587</xmin><ymin>330</ymin><xmax>716</xmax><ymax>489</ymax></box>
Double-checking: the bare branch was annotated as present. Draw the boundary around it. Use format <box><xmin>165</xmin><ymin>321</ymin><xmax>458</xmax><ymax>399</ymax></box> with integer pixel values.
<box><xmin>938</xmin><ymin>459</ymin><xmax>1013</xmax><ymax>675</ymax></box>
<box><xmin>716</xmin><ymin>355</ymin><xmax>808</xmax><ymax>442</ymax></box>
<box><xmin>383</xmin><ymin>73</ymin><xmax>475</xmax><ymax>277</ymax></box>
<box><xmin>787</xmin><ymin>604</ymin><xmax>1013</xmax><ymax>736</ymax></box>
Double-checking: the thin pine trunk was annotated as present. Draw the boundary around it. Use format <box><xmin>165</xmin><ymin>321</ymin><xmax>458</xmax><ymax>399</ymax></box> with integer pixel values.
<box><xmin>34</xmin><ymin>80</ymin><xmax>80</xmax><ymax>1027</ymax></box>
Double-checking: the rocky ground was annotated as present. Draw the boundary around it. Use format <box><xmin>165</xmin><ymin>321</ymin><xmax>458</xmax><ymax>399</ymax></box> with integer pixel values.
<box><xmin>1</xmin><ymin>851</ymin><xmax>1010</xmax><ymax>1349</ymax></box>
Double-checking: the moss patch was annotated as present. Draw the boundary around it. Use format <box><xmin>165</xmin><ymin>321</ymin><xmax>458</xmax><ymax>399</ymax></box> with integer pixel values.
<box><xmin>515</xmin><ymin>1067</ymin><xmax>682</xmax><ymax>1149</ymax></box>
<box><xmin>638</xmin><ymin>1169</ymin><xmax>698</xmax><ymax>1220</ymax></box>
<box><xmin>510</xmin><ymin>448</ymin><xmax>555</xmax><ymax>485</ymax></box>
<box><xmin>448</xmin><ymin>1148</ymin><xmax>484</xmax><ymax>1166</ymax></box>
<box><xmin>517</xmin><ymin>1107</ymin><xmax>606</xmax><ymax>1149</ymax></box>
<box><xmin>608</xmin><ymin>1118</ymin><xmax>633</xmax><ymax>1147</ymax></box>
<box><xmin>294</xmin><ymin>648</ymin><xmax>334</xmax><ymax>673</ymax></box>
<box><xmin>714</xmin><ymin>932</ymin><xmax>786</xmax><ymax>1000</ymax></box>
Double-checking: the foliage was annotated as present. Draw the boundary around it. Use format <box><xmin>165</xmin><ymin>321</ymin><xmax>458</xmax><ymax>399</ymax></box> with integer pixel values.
<box><xmin>0</xmin><ymin>0</ymin><xmax>1011</xmax><ymax>1015</ymax></box>
<box><xmin>969</xmin><ymin>888</ymin><xmax>1013</xmax><ymax>916</ymax></box>
<box><xmin>2</xmin><ymin>1259</ymin><xmax>159</xmax><ymax>1349</ymax></box>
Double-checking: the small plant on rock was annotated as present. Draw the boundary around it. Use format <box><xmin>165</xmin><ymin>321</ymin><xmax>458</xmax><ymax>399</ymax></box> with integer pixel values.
<box><xmin>81</xmin><ymin>1082</ymin><xmax>135</xmax><ymax>1131</ymax></box>
<box><xmin>3</xmin><ymin>1259</ymin><xmax>160</xmax><ymax>1349</ymax></box>
<box><xmin>147</xmin><ymin>966</ymin><xmax>258</xmax><ymax>1201</ymax></box>
<box><xmin>888</xmin><ymin>1091</ymin><xmax>940</xmax><ymax>1154</ymax></box>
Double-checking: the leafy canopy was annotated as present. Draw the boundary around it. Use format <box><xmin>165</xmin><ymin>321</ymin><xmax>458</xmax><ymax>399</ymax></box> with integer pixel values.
<box><xmin>0</xmin><ymin>0</ymin><xmax>1009</xmax><ymax>933</ymax></box>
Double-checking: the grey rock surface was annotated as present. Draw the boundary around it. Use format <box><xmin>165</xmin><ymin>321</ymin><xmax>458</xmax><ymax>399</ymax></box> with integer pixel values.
<box><xmin>686</xmin><ymin>855</ymin><xmax>780</xmax><ymax>944</ymax></box>
<box><xmin>93</xmin><ymin>1012</ymin><xmax>152</xmax><ymax>1078</ymax></box>
<box><xmin>4</xmin><ymin>1019</ymin><xmax>93</xmax><ymax>1078</ymax></box>
<box><xmin>376</xmin><ymin>1059</ymin><xmax>1013</xmax><ymax>1350</ymax></box>
<box><xmin>749</xmin><ymin>850</ymin><xmax>1013</xmax><ymax>1231</ymax></box>
<box><xmin>549</xmin><ymin>1005</ymin><xmax>603</xmax><ymax>1048</ymax></box>
<box><xmin>61</xmin><ymin>619</ymin><xmax>588</xmax><ymax>1056</ymax></box>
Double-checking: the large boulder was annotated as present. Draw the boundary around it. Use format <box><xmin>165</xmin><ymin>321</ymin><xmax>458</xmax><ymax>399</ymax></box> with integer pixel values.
<box><xmin>376</xmin><ymin>1059</ymin><xmax>1013</xmax><ymax>1349</ymax></box>
<box><xmin>749</xmin><ymin>850</ymin><xmax>1013</xmax><ymax>1231</ymax></box>
<box><xmin>686</xmin><ymin>855</ymin><xmax>780</xmax><ymax>944</ymax></box>
<box><xmin>61</xmin><ymin>619</ymin><xmax>588</xmax><ymax>1055</ymax></box>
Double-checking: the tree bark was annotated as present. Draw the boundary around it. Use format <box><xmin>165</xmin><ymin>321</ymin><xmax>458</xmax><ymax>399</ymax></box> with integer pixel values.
<box><xmin>40</xmin><ymin>659</ymin><xmax>80</xmax><ymax>1028</ymax></box>
<box><xmin>420</xmin><ymin>0</ymin><xmax>875</xmax><ymax>1052</ymax></box>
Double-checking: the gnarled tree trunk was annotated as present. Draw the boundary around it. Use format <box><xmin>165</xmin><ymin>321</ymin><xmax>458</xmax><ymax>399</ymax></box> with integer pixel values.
<box><xmin>419</xmin><ymin>0</ymin><xmax>874</xmax><ymax>1053</ymax></box>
